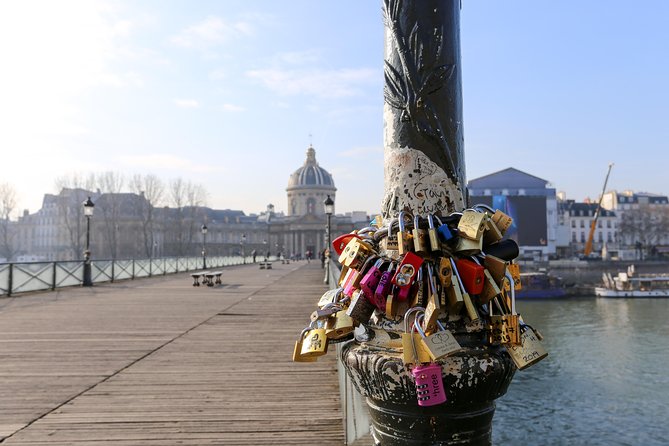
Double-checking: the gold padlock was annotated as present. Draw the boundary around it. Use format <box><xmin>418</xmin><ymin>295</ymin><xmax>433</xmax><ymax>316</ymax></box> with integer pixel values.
<box><xmin>381</xmin><ymin>217</ymin><xmax>400</xmax><ymax>252</ymax></box>
<box><xmin>416</xmin><ymin>315</ymin><xmax>462</xmax><ymax>361</ymax></box>
<box><xmin>455</xmin><ymin>236</ymin><xmax>483</xmax><ymax>256</ymax></box>
<box><xmin>483</xmin><ymin>217</ymin><xmax>504</xmax><ymax>245</ymax></box>
<box><xmin>423</xmin><ymin>264</ymin><xmax>441</xmax><ymax>334</ymax></box>
<box><xmin>451</xmin><ymin>258</ymin><xmax>479</xmax><ymax>321</ymax></box>
<box><xmin>507</xmin><ymin>263</ymin><xmax>522</xmax><ymax>291</ymax></box>
<box><xmin>412</xmin><ymin>215</ymin><xmax>429</xmax><ymax>254</ymax></box>
<box><xmin>396</xmin><ymin>211</ymin><xmax>414</xmax><ymax>255</ymax></box>
<box><xmin>401</xmin><ymin>307</ymin><xmax>432</xmax><ymax>365</ymax></box>
<box><xmin>292</xmin><ymin>327</ymin><xmax>318</xmax><ymax>362</ymax></box>
<box><xmin>483</xmin><ymin>254</ymin><xmax>507</xmax><ymax>287</ymax></box>
<box><xmin>300</xmin><ymin>323</ymin><xmax>328</xmax><ymax>358</ymax></box>
<box><xmin>506</xmin><ymin>324</ymin><xmax>548</xmax><ymax>370</ymax></box>
<box><xmin>325</xmin><ymin>310</ymin><xmax>355</xmax><ymax>339</ymax></box>
<box><xmin>457</xmin><ymin>210</ymin><xmax>487</xmax><ymax>241</ymax></box>
<box><xmin>491</xmin><ymin>209</ymin><xmax>513</xmax><ymax>235</ymax></box>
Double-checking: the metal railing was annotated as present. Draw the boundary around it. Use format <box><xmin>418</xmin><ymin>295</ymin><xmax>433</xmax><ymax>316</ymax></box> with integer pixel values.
<box><xmin>0</xmin><ymin>255</ymin><xmax>268</xmax><ymax>297</ymax></box>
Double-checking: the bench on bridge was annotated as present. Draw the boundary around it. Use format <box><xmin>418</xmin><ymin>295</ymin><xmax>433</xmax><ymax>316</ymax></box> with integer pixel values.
<box><xmin>281</xmin><ymin>258</ymin><xmax>290</xmax><ymax>264</ymax></box>
<box><xmin>190</xmin><ymin>271</ymin><xmax>207</xmax><ymax>286</ymax></box>
<box><xmin>205</xmin><ymin>271</ymin><xmax>223</xmax><ymax>286</ymax></box>
<box><xmin>259</xmin><ymin>262</ymin><xmax>272</xmax><ymax>270</ymax></box>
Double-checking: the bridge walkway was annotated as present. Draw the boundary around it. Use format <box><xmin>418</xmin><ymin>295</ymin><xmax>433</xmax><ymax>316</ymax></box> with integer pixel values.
<box><xmin>0</xmin><ymin>261</ymin><xmax>345</xmax><ymax>445</ymax></box>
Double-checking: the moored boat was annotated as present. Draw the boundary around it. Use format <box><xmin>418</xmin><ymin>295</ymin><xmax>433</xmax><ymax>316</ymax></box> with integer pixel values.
<box><xmin>595</xmin><ymin>266</ymin><xmax>669</xmax><ymax>298</ymax></box>
<box><xmin>516</xmin><ymin>271</ymin><xmax>567</xmax><ymax>299</ymax></box>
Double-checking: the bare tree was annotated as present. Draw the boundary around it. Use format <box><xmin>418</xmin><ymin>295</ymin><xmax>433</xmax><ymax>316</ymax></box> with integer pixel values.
<box><xmin>0</xmin><ymin>183</ymin><xmax>19</xmax><ymax>261</ymax></box>
<box><xmin>618</xmin><ymin>205</ymin><xmax>669</xmax><ymax>258</ymax></box>
<box><xmin>54</xmin><ymin>173</ymin><xmax>96</xmax><ymax>259</ymax></box>
<box><xmin>96</xmin><ymin>171</ymin><xmax>125</xmax><ymax>259</ymax></box>
<box><xmin>167</xmin><ymin>178</ymin><xmax>207</xmax><ymax>256</ymax></box>
<box><xmin>129</xmin><ymin>174</ymin><xmax>164</xmax><ymax>257</ymax></box>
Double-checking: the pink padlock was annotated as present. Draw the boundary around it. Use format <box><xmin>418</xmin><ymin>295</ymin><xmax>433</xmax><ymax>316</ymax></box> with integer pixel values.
<box><xmin>412</xmin><ymin>363</ymin><xmax>447</xmax><ymax>407</ymax></box>
<box><xmin>360</xmin><ymin>259</ymin><xmax>385</xmax><ymax>298</ymax></box>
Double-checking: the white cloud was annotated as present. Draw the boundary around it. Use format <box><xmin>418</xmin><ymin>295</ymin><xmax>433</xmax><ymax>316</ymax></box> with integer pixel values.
<box><xmin>246</xmin><ymin>67</ymin><xmax>378</xmax><ymax>98</ymax></box>
<box><xmin>171</xmin><ymin>16</ymin><xmax>253</xmax><ymax>50</ymax></box>
<box><xmin>174</xmin><ymin>99</ymin><xmax>200</xmax><ymax>108</ymax></box>
<box><xmin>220</xmin><ymin>103</ymin><xmax>245</xmax><ymax>112</ymax></box>
<box><xmin>274</xmin><ymin>50</ymin><xmax>322</xmax><ymax>65</ymax></box>
<box><xmin>120</xmin><ymin>154</ymin><xmax>222</xmax><ymax>173</ymax></box>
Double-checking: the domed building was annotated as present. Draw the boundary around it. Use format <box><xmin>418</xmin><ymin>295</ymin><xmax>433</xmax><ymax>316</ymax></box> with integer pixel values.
<box><xmin>267</xmin><ymin>145</ymin><xmax>355</xmax><ymax>258</ymax></box>
<box><xmin>286</xmin><ymin>145</ymin><xmax>336</xmax><ymax>216</ymax></box>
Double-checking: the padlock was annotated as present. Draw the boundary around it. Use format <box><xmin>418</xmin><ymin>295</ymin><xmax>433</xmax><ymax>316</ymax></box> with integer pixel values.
<box><xmin>299</xmin><ymin>321</ymin><xmax>328</xmax><ymax>358</ymax></box>
<box><xmin>422</xmin><ymin>263</ymin><xmax>441</xmax><ymax>334</ymax></box>
<box><xmin>381</xmin><ymin>217</ymin><xmax>400</xmax><ymax>252</ymax></box>
<box><xmin>325</xmin><ymin>310</ymin><xmax>355</xmax><ymax>340</ymax></box>
<box><xmin>412</xmin><ymin>215</ymin><xmax>429</xmax><ymax>254</ymax></box>
<box><xmin>393</xmin><ymin>252</ymin><xmax>423</xmax><ymax>287</ymax></box>
<box><xmin>507</xmin><ymin>262</ymin><xmax>522</xmax><ymax>291</ymax></box>
<box><xmin>483</xmin><ymin>239</ymin><xmax>519</xmax><ymax>262</ymax></box>
<box><xmin>483</xmin><ymin>216</ymin><xmax>504</xmax><ymax>245</ymax></box>
<box><xmin>317</xmin><ymin>288</ymin><xmax>340</xmax><ymax>308</ymax></box>
<box><xmin>491</xmin><ymin>209</ymin><xmax>513</xmax><ymax>235</ymax></box>
<box><xmin>359</xmin><ymin>258</ymin><xmax>385</xmax><ymax>297</ymax></box>
<box><xmin>451</xmin><ymin>258</ymin><xmax>479</xmax><ymax>321</ymax></box>
<box><xmin>506</xmin><ymin>323</ymin><xmax>548</xmax><ymax>370</ymax></box>
<box><xmin>342</xmin><ymin>255</ymin><xmax>378</xmax><ymax>297</ymax></box>
<box><xmin>412</xmin><ymin>362</ymin><xmax>447</xmax><ymax>407</ymax></box>
<box><xmin>415</xmin><ymin>314</ymin><xmax>462</xmax><ymax>361</ymax></box>
<box><xmin>338</xmin><ymin>237</ymin><xmax>374</xmax><ymax>270</ymax></box>
<box><xmin>385</xmin><ymin>292</ymin><xmax>399</xmax><ymax>319</ymax></box>
<box><xmin>483</xmin><ymin>254</ymin><xmax>507</xmax><ymax>287</ymax></box>
<box><xmin>310</xmin><ymin>303</ymin><xmax>341</xmax><ymax>322</ymax></box>
<box><xmin>455</xmin><ymin>235</ymin><xmax>483</xmax><ymax>256</ymax></box>
<box><xmin>396</xmin><ymin>211</ymin><xmax>414</xmax><ymax>255</ymax></box>
<box><xmin>479</xmin><ymin>268</ymin><xmax>502</xmax><ymax>305</ymax></box>
<box><xmin>408</xmin><ymin>266</ymin><xmax>424</xmax><ymax>307</ymax></box>
<box><xmin>487</xmin><ymin>272</ymin><xmax>520</xmax><ymax>346</ymax></box>
<box><xmin>292</xmin><ymin>327</ymin><xmax>318</xmax><ymax>362</ymax></box>
<box><xmin>373</xmin><ymin>262</ymin><xmax>396</xmax><ymax>311</ymax></box>
<box><xmin>427</xmin><ymin>215</ymin><xmax>442</xmax><ymax>252</ymax></box>
<box><xmin>436</xmin><ymin>257</ymin><xmax>453</xmax><ymax>288</ymax></box>
<box><xmin>331</xmin><ymin>233</ymin><xmax>361</xmax><ymax>256</ymax></box>
<box><xmin>457</xmin><ymin>209</ymin><xmax>487</xmax><ymax>241</ymax></box>
<box><xmin>436</xmin><ymin>218</ymin><xmax>455</xmax><ymax>244</ymax></box>
<box><xmin>341</xmin><ymin>268</ymin><xmax>361</xmax><ymax>298</ymax></box>
<box><xmin>337</xmin><ymin>264</ymin><xmax>350</xmax><ymax>286</ymax></box>
<box><xmin>346</xmin><ymin>289</ymin><xmax>376</xmax><ymax>323</ymax></box>
<box><xmin>454</xmin><ymin>258</ymin><xmax>485</xmax><ymax>295</ymax></box>
<box><xmin>401</xmin><ymin>307</ymin><xmax>431</xmax><ymax>365</ymax></box>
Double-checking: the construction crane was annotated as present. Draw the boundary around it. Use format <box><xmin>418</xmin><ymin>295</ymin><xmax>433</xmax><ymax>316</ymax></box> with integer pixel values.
<box><xmin>584</xmin><ymin>163</ymin><xmax>614</xmax><ymax>257</ymax></box>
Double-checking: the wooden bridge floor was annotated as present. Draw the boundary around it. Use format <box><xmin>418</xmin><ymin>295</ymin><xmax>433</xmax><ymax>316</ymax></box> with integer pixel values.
<box><xmin>0</xmin><ymin>261</ymin><xmax>346</xmax><ymax>445</ymax></box>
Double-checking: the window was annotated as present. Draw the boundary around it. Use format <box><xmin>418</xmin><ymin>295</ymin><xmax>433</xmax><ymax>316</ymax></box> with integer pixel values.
<box><xmin>572</xmin><ymin>233</ymin><xmax>577</xmax><ymax>242</ymax></box>
<box><xmin>571</xmin><ymin>221</ymin><xmax>576</xmax><ymax>228</ymax></box>
<box><xmin>607</xmin><ymin>220</ymin><xmax>611</xmax><ymax>228</ymax></box>
<box><xmin>598</xmin><ymin>232</ymin><xmax>603</xmax><ymax>242</ymax></box>
<box><xmin>607</xmin><ymin>233</ymin><xmax>612</xmax><ymax>242</ymax></box>
<box><xmin>580</xmin><ymin>220</ymin><xmax>585</xmax><ymax>228</ymax></box>
<box><xmin>581</xmin><ymin>232</ymin><xmax>585</xmax><ymax>243</ymax></box>
<box><xmin>598</xmin><ymin>221</ymin><xmax>602</xmax><ymax>228</ymax></box>
<box><xmin>306</xmin><ymin>198</ymin><xmax>316</xmax><ymax>215</ymax></box>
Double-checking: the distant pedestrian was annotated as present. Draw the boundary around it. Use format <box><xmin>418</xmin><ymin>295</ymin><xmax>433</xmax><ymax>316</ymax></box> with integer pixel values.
<box><xmin>320</xmin><ymin>249</ymin><xmax>326</xmax><ymax>268</ymax></box>
<box><xmin>251</xmin><ymin>249</ymin><xmax>257</xmax><ymax>263</ymax></box>
<box><xmin>306</xmin><ymin>250</ymin><xmax>312</xmax><ymax>263</ymax></box>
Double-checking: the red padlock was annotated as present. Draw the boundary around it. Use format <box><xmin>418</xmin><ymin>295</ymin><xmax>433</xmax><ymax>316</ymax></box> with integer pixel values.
<box><xmin>454</xmin><ymin>258</ymin><xmax>485</xmax><ymax>295</ymax></box>
<box><xmin>331</xmin><ymin>233</ymin><xmax>361</xmax><ymax>256</ymax></box>
<box><xmin>392</xmin><ymin>252</ymin><xmax>423</xmax><ymax>300</ymax></box>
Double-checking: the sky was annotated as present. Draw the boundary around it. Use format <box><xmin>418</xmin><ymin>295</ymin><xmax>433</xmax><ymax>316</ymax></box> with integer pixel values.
<box><xmin>1</xmin><ymin>1</ymin><xmax>668</xmax><ymax>217</ymax></box>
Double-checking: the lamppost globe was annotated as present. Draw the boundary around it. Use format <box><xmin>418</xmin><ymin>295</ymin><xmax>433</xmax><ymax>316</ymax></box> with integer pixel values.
<box><xmin>82</xmin><ymin>196</ymin><xmax>95</xmax><ymax>287</ymax></box>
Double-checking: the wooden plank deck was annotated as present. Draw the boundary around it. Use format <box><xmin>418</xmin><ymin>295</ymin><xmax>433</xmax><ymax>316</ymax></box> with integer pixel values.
<box><xmin>0</xmin><ymin>262</ymin><xmax>347</xmax><ymax>445</ymax></box>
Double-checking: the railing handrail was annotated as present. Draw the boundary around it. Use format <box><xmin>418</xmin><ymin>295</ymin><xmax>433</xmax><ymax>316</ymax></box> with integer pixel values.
<box><xmin>0</xmin><ymin>255</ymin><xmax>273</xmax><ymax>298</ymax></box>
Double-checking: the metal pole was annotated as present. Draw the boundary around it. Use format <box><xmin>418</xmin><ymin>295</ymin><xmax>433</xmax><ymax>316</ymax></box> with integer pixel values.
<box><xmin>325</xmin><ymin>213</ymin><xmax>331</xmax><ymax>284</ymax></box>
<box><xmin>340</xmin><ymin>2</ymin><xmax>515</xmax><ymax>444</ymax></box>
<box><xmin>202</xmin><ymin>231</ymin><xmax>207</xmax><ymax>269</ymax></box>
<box><xmin>83</xmin><ymin>215</ymin><xmax>92</xmax><ymax>287</ymax></box>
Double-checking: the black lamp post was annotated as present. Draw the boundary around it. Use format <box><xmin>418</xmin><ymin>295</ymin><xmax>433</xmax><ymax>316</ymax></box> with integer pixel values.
<box><xmin>323</xmin><ymin>195</ymin><xmax>334</xmax><ymax>285</ymax></box>
<box><xmin>82</xmin><ymin>196</ymin><xmax>95</xmax><ymax>287</ymax></box>
<box><xmin>201</xmin><ymin>224</ymin><xmax>208</xmax><ymax>269</ymax></box>
<box><xmin>241</xmin><ymin>233</ymin><xmax>247</xmax><ymax>264</ymax></box>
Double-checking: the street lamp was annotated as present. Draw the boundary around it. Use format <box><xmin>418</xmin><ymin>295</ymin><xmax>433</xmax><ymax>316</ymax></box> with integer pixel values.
<box><xmin>241</xmin><ymin>233</ymin><xmax>247</xmax><ymax>264</ymax></box>
<box><xmin>82</xmin><ymin>196</ymin><xmax>95</xmax><ymax>287</ymax></box>
<box><xmin>201</xmin><ymin>224</ymin><xmax>208</xmax><ymax>269</ymax></box>
<box><xmin>323</xmin><ymin>195</ymin><xmax>334</xmax><ymax>285</ymax></box>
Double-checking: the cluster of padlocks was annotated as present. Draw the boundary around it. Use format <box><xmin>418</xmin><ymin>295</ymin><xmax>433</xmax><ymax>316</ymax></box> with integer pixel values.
<box><xmin>292</xmin><ymin>204</ymin><xmax>547</xmax><ymax>407</ymax></box>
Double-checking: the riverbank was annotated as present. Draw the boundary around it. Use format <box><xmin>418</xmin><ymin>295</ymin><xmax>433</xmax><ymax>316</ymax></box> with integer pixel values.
<box><xmin>517</xmin><ymin>259</ymin><xmax>669</xmax><ymax>296</ymax></box>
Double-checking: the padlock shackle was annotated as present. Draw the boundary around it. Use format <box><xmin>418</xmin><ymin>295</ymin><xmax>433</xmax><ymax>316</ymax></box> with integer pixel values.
<box><xmin>504</xmin><ymin>270</ymin><xmax>516</xmax><ymax>314</ymax></box>
<box><xmin>403</xmin><ymin>306</ymin><xmax>426</xmax><ymax>333</ymax></box>
<box><xmin>472</xmin><ymin>203</ymin><xmax>495</xmax><ymax>214</ymax></box>
<box><xmin>398</xmin><ymin>211</ymin><xmax>407</xmax><ymax>232</ymax></box>
<box><xmin>449</xmin><ymin>258</ymin><xmax>466</xmax><ymax>293</ymax></box>
<box><xmin>413</xmin><ymin>313</ymin><xmax>428</xmax><ymax>338</ymax></box>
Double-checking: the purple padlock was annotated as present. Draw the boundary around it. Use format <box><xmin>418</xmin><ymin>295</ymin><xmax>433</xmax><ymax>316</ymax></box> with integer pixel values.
<box><xmin>412</xmin><ymin>363</ymin><xmax>447</xmax><ymax>406</ymax></box>
<box><xmin>373</xmin><ymin>264</ymin><xmax>395</xmax><ymax>311</ymax></box>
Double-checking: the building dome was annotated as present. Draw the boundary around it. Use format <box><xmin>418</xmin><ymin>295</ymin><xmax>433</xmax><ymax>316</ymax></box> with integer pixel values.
<box><xmin>286</xmin><ymin>145</ymin><xmax>336</xmax><ymax>217</ymax></box>
<box><xmin>287</xmin><ymin>145</ymin><xmax>335</xmax><ymax>189</ymax></box>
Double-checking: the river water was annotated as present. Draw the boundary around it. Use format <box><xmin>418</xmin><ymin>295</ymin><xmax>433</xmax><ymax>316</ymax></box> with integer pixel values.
<box><xmin>492</xmin><ymin>296</ymin><xmax>669</xmax><ymax>446</ymax></box>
